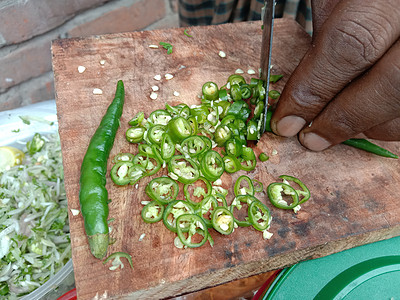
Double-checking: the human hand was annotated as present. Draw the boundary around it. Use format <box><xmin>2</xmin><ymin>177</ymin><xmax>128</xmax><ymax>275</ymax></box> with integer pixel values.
<box><xmin>270</xmin><ymin>0</ymin><xmax>400</xmax><ymax>151</ymax></box>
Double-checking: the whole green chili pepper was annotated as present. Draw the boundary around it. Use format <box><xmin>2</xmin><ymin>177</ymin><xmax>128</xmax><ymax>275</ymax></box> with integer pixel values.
<box><xmin>342</xmin><ymin>138</ymin><xmax>398</xmax><ymax>159</ymax></box>
<box><xmin>79</xmin><ymin>80</ymin><xmax>125</xmax><ymax>259</ymax></box>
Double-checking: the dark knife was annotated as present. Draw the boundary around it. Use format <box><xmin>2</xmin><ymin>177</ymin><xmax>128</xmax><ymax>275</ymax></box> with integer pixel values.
<box><xmin>259</xmin><ymin>0</ymin><xmax>275</xmax><ymax>137</ymax></box>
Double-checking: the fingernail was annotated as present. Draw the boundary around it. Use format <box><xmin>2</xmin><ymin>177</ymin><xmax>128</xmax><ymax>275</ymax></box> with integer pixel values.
<box><xmin>272</xmin><ymin>116</ymin><xmax>306</xmax><ymax>137</ymax></box>
<box><xmin>300</xmin><ymin>132</ymin><xmax>331</xmax><ymax>151</ymax></box>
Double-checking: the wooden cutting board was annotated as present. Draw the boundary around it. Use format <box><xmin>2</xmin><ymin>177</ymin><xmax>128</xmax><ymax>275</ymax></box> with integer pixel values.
<box><xmin>51</xmin><ymin>19</ymin><xmax>400</xmax><ymax>299</ymax></box>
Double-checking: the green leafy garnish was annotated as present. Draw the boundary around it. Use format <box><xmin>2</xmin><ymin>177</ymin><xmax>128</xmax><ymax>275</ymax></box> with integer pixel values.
<box><xmin>184</xmin><ymin>29</ymin><xmax>193</xmax><ymax>37</ymax></box>
<box><xmin>159</xmin><ymin>42</ymin><xmax>173</xmax><ymax>54</ymax></box>
<box><xmin>11</xmin><ymin>129</ymin><xmax>20</xmax><ymax>133</ymax></box>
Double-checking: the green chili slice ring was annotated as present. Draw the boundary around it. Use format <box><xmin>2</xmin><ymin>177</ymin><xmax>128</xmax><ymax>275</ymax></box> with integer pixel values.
<box><xmin>147</xmin><ymin>124</ymin><xmax>166</xmax><ymax>145</ymax></box>
<box><xmin>180</xmin><ymin>136</ymin><xmax>207</xmax><ymax>157</ymax></box>
<box><xmin>248</xmin><ymin>200</ymin><xmax>271</xmax><ymax>231</ymax></box>
<box><xmin>200</xmin><ymin>150</ymin><xmax>225</xmax><ymax>182</ymax></box>
<box><xmin>112</xmin><ymin>152</ymin><xmax>134</xmax><ymax>164</ymax></box>
<box><xmin>160</xmin><ymin>133</ymin><xmax>175</xmax><ymax>161</ymax></box>
<box><xmin>163</xmin><ymin>200</ymin><xmax>195</xmax><ymax>233</ymax></box>
<box><xmin>246</xmin><ymin>120</ymin><xmax>259</xmax><ymax>141</ymax></box>
<box><xmin>279</xmin><ymin>175</ymin><xmax>310</xmax><ymax>204</ymax></box>
<box><xmin>228</xmin><ymin>74</ymin><xmax>246</xmax><ymax>86</ymax></box>
<box><xmin>197</xmin><ymin>195</ymin><xmax>219</xmax><ymax>228</ymax></box>
<box><xmin>202</xmin><ymin>81</ymin><xmax>219</xmax><ymax>101</ymax></box>
<box><xmin>214</xmin><ymin>125</ymin><xmax>232</xmax><ymax>147</ymax></box>
<box><xmin>138</xmin><ymin>144</ymin><xmax>155</xmax><ymax>158</ymax></box>
<box><xmin>128</xmin><ymin>111</ymin><xmax>144</xmax><ymax>126</ymax></box>
<box><xmin>267</xmin><ymin>182</ymin><xmax>299</xmax><ymax>209</ymax></box>
<box><xmin>133</xmin><ymin>153</ymin><xmax>149</xmax><ymax>169</ymax></box>
<box><xmin>166</xmin><ymin>116</ymin><xmax>193</xmax><ymax>143</ymax></box>
<box><xmin>126</xmin><ymin>126</ymin><xmax>145</xmax><ymax>143</ymax></box>
<box><xmin>168</xmin><ymin>155</ymin><xmax>200</xmax><ymax>184</ymax></box>
<box><xmin>183</xmin><ymin>176</ymin><xmax>212</xmax><ymax>207</ymax></box>
<box><xmin>141</xmin><ymin>201</ymin><xmax>165</xmax><ymax>223</ymax></box>
<box><xmin>148</xmin><ymin>109</ymin><xmax>172</xmax><ymax>125</ymax></box>
<box><xmin>143</xmin><ymin>156</ymin><xmax>162</xmax><ymax>176</ymax></box>
<box><xmin>225</xmin><ymin>137</ymin><xmax>243</xmax><ymax>157</ymax></box>
<box><xmin>229</xmin><ymin>195</ymin><xmax>253</xmax><ymax>227</ymax></box>
<box><xmin>128</xmin><ymin>164</ymin><xmax>147</xmax><ymax>185</ymax></box>
<box><xmin>212</xmin><ymin>206</ymin><xmax>234</xmax><ymax>235</ymax></box>
<box><xmin>176</xmin><ymin>214</ymin><xmax>208</xmax><ymax>248</ymax></box>
<box><xmin>187</xmin><ymin>116</ymin><xmax>198</xmax><ymax>135</ymax></box>
<box><xmin>223</xmin><ymin>155</ymin><xmax>240</xmax><ymax>173</ymax></box>
<box><xmin>234</xmin><ymin>175</ymin><xmax>255</xmax><ymax>196</ymax></box>
<box><xmin>145</xmin><ymin>176</ymin><xmax>179</xmax><ymax>205</ymax></box>
<box><xmin>252</xmin><ymin>179</ymin><xmax>264</xmax><ymax>193</ymax></box>
<box><xmin>230</xmin><ymin>84</ymin><xmax>242</xmax><ymax>101</ymax></box>
<box><xmin>110</xmin><ymin>161</ymin><xmax>135</xmax><ymax>186</ymax></box>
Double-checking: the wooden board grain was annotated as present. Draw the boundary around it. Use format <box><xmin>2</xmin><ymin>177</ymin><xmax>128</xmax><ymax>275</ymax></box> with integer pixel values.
<box><xmin>51</xmin><ymin>19</ymin><xmax>400</xmax><ymax>299</ymax></box>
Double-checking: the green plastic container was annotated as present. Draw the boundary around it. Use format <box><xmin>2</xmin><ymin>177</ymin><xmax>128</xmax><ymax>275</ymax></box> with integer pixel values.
<box><xmin>263</xmin><ymin>236</ymin><xmax>400</xmax><ymax>299</ymax></box>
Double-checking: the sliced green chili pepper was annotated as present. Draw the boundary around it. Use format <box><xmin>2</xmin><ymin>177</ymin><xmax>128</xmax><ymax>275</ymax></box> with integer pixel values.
<box><xmin>215</xmin><ymin>100</ymin><xmax>230</xmax><ymax>119</ymax></box>
<box><xmin>202</xmin><ymin>81</ymin><xmax>219</xmax><ymax>101</ymax></box>
<box><xmin>26</xmin><ymin>133</ymin><xmax>45</xmax><ymax>155</ymax></box>
<box><xmin>223</xmin><ymin>155</ymin><xmax>241</xmax><ymax>173</ymax></box>
<box><xmin>259</xmin><ymin>152</ymin><xmax>269</xmax><ymax>162</ymax></box>
<box><xmin>167</xmin><ymin>116</ymin><xmax>193</xmax><ymax>143</ymax></box>
<box><xmin>103</xmin><ymin>251</ymin><xmax>134</xmax><ymax>270</ymax></box>
<box><xmin>268</xmin><ymin>90</ymin><xmax>281</xmax><ymax>100</ymax></box>
<box><xmin>190</xmin><ymin>105</ymin><xmax>209</xmax><ymax>124</ymax></box>
<box><xmin>163</xmin><ymin>200</ymin><xmax>195</xmax><ymax>233</ymax></box>
<box><xmin>147</xmin><ymin>124</ymin><xmax>166</xmax><ymax>145</ymax></box>
<box><xmin>187</xmin><ymin>116</ymin><xmax>198</xmax><ymax>135</ymax></box>
<box><xmin>138</xmin><ymin>144</ymin><xmax>155</xmax><ymax>158</ymax></box>
<box><xmin>128</xmin><ymin>164</ymin><xmax>146</xmax><ymax>185</ymax></box>
<box><xmin>218</xmin><ymin>89</ymin><xmax>229</xmax><ymax>101</ymax></box>
<box><xmin>214</xmin><ymin>125</ymin><xmax>232</xmax><ymax>147</ymax></box>
<box><xmin>145</xmin><ymin>176</ymin><xmax>179</xmax><ymax>205</ymax></box>
<box><xmin>183</xmin><ymin>176</ymin><xmax>212</xmax><ymax>206</ymax></box>
<box><xmin>79</xmin><ymin>80</ymin><xmax>124</xmax><ymax>259</ymax></box>
<box><xmin>246</xmin><ymin>119</ymin><xmax>259</xmax><ymax>140</ymax></box>
<box><xmin>240</xmin><ymin>84</ymin><xmax>252</xmax><ymax>99</ymax></box>
<box><xmin>141</xmin><ymin>201</ymin><xmax>165</xmax><ymax>223</ymax></box>
<box><xmin>111</xmin><ymin>161</ymin><xmax>134</xmax><ymax>186</ymax></box>
<box><xmin>342</xmin><ymin>139</ymin><xmax>398</xmax><ymax>159</ymax></box>
<box><xmin>200</xmin><ymin>150</ymin><xmax>225</xmax><ymax>182</ymax></box>
<box><xmin>253</xmin><ymin>100</ymin><xmax>264</xmax><ymax>119</ymax></box>
<box><xmin>126</xmin><ymin>126</ymin><xmax>145</xmax><ymax>143</ymax></box>
<box><xmin>239</xmin><ymin>147</ymin><xmax>256</xmax><ymax>171</ymax></box>
<box><xmin>248</xmin><ymin>200</ymin><xmax>271</xmax><ymax>231</ymax></box>
<box><xmin>229</xmin><ymin>195</ymin><xmax>256</xmax><ymax>227</ymax></box>
<box><xmin>197</xmin><ymin>195</ymin><xmax>219</xmax><ymax>228</ymax></box>
<box><xmin>168</xmin><ymin>155</ymin><xmax>200</xmax><ymax>184</ymax></box>
<box><xmin>228</xmin><ymin>74</ymin><xmax>246</xmax><ymax>86</ymax></box>
<box><xmin>270</xmin><ymin>74</ymin><xmax>283</xmax><ymax>83</ymax></box>
<box><xmin>212</xmin><ymin>207</ymin><xmax>234</xmax><ymax>235</ymax></box>
<box><xmin>179</xmin><ymin>104</ymin><xmax>191</xmax><ymax>119</ymax></box>
<box><xmin>267</xmin><ymin>182</ymin><xmax>299</xmax><ymax>209</ymax></box>
<box><xmin>230</xmin><ymin>84</ymin><xmax>242</xmax><ymax>101</ymax></box>
<box><xmin>128</xmin><ymin>112</ymin><xmax>144</xmax><ymax>126</ymax></box>
<box><xmin>279</xmin><ymin>175</ymin><xmax>310</xmax><ymax>204</ymax></box>
<box><xmin>176</xmin><ymin>214</ymin><xmax>208</xmax><ymax>248</ymax></box>
<box><xmin>112</xmin><ymin>152</ymin><xmax>134</xmax><ymax>164</ymax></box>
<box><xmin>234</xmin><ymin>175</ymin><xmax>255</xmax><ymax>196</ymax></box>
<box><xmin>180</xmin><ymin>136</ymin><xmax>207</xmax><ymax>157</ymax></box>
<box><xmin>225</xmin><ymin>137</ymin><xmax>243</xmax><ymax>157</ymax></box>
<box><xmin>161</xmin><ymin>133</ymin><xmax>175</xmax><ymax>161</ymax></box>
<box><xmin>252</xmin><ymin>179</ymin><xmax>263</xmax><ymax>193</ymax></box>
<box><xmin>149</xmin><ymin>109</ymin><xmax>172</xmax><ymax>125</ymax></box>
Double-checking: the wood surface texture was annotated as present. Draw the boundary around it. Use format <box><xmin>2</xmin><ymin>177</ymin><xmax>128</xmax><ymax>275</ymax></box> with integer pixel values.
<box><xmin>51</xmin><ymin>19</ymin><xmax>400</xmax><ymax>299</ymax></box>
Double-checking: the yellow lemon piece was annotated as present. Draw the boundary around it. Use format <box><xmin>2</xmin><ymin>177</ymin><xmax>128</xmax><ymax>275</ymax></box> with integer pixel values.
<box><xmin>0</xmin><ymin>146</ymin><xmax>25</xmax><ymax>172</ymax></box>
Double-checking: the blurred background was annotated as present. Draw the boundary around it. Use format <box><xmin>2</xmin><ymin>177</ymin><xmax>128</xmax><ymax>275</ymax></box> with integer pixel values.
<box><xmin>0</xmin><ymin>0</ymin><xmax>180</xmax><ymax>112</ymax></box>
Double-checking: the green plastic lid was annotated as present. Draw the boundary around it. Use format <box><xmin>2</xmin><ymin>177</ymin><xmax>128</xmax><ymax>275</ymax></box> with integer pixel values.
<box><xmin>263</xmin><ymin>236</ymin><xmax>400</xmax><ymax>299</ymax></box>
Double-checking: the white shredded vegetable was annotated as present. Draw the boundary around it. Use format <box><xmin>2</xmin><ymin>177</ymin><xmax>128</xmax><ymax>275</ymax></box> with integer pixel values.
<box><xmin>0</xmin><ymin>133</ymin><xmax>71</xmax><ymax>297</ymax></box>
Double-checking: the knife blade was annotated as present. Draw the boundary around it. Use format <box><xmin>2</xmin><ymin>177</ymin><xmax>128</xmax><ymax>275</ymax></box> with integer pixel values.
<box><xmin>259</xmin><ymin>0</ymin><xmax>275</xmax><ymax>137</ymax></box>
